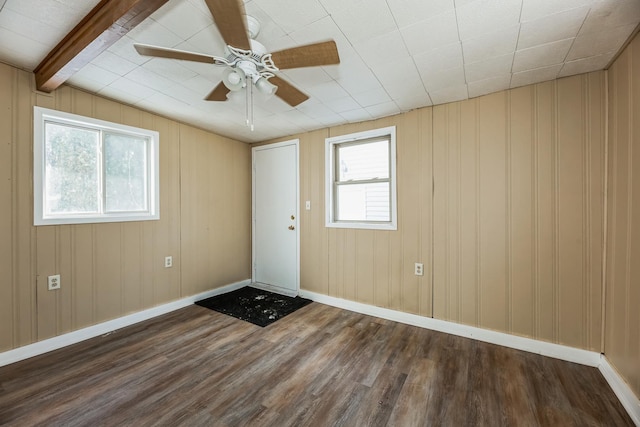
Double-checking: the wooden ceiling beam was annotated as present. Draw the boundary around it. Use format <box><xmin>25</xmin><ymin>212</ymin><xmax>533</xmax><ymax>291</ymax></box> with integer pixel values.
<box><xmin>33</xmin><ymin>0</ymin><xmax>169</xmax><ymax>93</ymax></box>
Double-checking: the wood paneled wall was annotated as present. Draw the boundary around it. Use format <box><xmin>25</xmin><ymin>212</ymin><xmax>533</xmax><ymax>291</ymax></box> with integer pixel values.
<box><xmin>433</xmin><ymin>75</ymin><xmax>606</xmax><ymax>350</ymax></box>
<box><xmin>297</xmin><ymin>109</ymin><xmax>434</xmax><ymax>317</ymax></box>
<box><xmin>606</xmin><ymin>32</ymin><xmax>640</xmax><ymax>398</ymax></box>
<box><xmin>0</xmin><ymin>63</ymin><xmax>251</xmax><ymax>352</ymax></box>
<box><xmin>268</xmin><ymin>72</ymin><xmax>607</xmax><ymax>351</ymax></box>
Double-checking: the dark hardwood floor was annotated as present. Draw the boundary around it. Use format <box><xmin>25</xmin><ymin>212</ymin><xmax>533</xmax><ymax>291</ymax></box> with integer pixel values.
<box><xmin>0</xmin><ymin>303</ymin><xmax>633</xmax><ymax>426</ymax></box>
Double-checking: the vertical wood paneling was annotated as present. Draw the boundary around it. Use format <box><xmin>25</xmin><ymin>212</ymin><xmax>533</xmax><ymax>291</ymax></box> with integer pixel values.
<box><xmin>180</xmin><ymin>125</ymin><xmax>251</xmax><ymax>297</ymax></box>
<box><xmin>418</xmin><ymin>107</ymin><xmax>433</xmax><ymax>317</ymax></box>
<box><xmin>0</xmin><ymin>65</ymin><xmax>15</xmax><ymax>351</ymax></box>
<box><xmin>478</xmin><ymin>92</ymin><xmax>508</xmax><ymax>332</ymax></box>
<box><xmin>0</xmin><ymin>64</ymin><xmax>250</xmax><ymax>352</ymax></box>
<box><xmin>534</xmin><ymin>81</ymin><xmax>556</xmax><ymax>341</ymax></box>
<box><xmin>402</xmin><ymin>111</ymin><xmax>422</xmax><ymax>315</ymax></box>
<box><xmin>268</xmin><ymin>113</ymin><xmax>434</xmax><ymax>315</ymax></box>
<box><xmin>557</xmin><ymin>76</ymin><xmax>586</xmax><ymax>348</ymax></box>
<box><xmin>459</xmin><ymin>100</ymin><xmax>480</xmax><ymax>326</ymax></box>
<box><xmin>606</xmin><ymin>31</ymin><xmax>640</xmax><ymax>399</ymax></box>
<box><xmin>432</xmin><ymin>73</ymin><xmax>605</xmax><ymax>350</ymax></box>
<box><xmin>509</xmin><ymin>86</ymin><xmax>534</xmax><ymax>338</ymax></box>
<box><xmin>15</xmin><ymin>69</ymin><xmax>37</xmax><ymax>348</ymax></box>
<box><xmin>299</xmin><ymin>129</ymin><xmax>330</xmax><ymax>295</ymax></box>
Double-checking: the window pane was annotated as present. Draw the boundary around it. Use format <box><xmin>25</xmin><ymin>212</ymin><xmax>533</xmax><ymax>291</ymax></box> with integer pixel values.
<box><xmin>337</xmin><ymin>139</ymin><xmax>389</xmax><ymax>181</ymax></box>
<box><xmin>44</xmin><ymin>122</ymin><xmax>99</xmax><ymax>214</ymax></box>
<box><xmin>336</xmin><ymin>182</ymin><xmax>390</xmax><ymax>221</ymax></box>
<box><xmin>104</xmin><ymin>133</ymin><xmax>148</xmax><ymax>212</ymax></box>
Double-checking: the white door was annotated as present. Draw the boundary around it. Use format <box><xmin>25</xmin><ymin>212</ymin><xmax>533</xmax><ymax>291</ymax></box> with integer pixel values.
<box><xmin>252</xmin><ymin>140</ymin><xmax>299</xmax><ymax>296</ymax></box>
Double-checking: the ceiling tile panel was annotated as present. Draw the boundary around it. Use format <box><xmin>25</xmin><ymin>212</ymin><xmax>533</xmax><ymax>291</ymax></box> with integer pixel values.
<box><xmin>68</xmin><ymin>64</ymin><xmax>119</xmax><ymax>87</ymax></box>
<box><xmin>4</xmin><ymin>0</ymin><xmax>98</xmax><ymax>32</ymax></box>
<box><xmin>464</xmin><ymin>53</ymin><xmax>513</xmax><ymax>82</ymax></box>
<box><xmin>287</xmin><ymin>15</ymin><xmax>349</xmax><ymax>48</ymax></box>
<box><xmin>151</xmin><ymin>0</ymin><xmax>211</xmax><ymax>40</ymax></box>
<box><xmin>517</xmin><ymin>7</ymin><xmax>589</xmax><ymax>50</ymax></box>
<box><xmin>413</xmin><ymin>42</ymin><xmax>464</xmax><ymax>75</ymax></box>
<box><xmin>184</xmin><ymin>25</ymin><xmax>226</xmax><ymax>54</ymax></box>
<box><xmin>370</xmin><ymin>56</ymin><xmax>422</xmax><ymax>87</ymax></box>
<box><xmin>366</xmin><ymin>101</ymin><xmax>401</xmax><ymax>118</ymax></box>
<box><xmin>420</xmin><ymin>66</ymin><xmax>466</xmax><ymax>93</ymax></box>
<box><xmin>387</xmin><ymin>0</ymin><xmax>455</xmax><ymax>28</ymax></box>
<box><xmin>182</xmin><ymin>75</ymin><xmax>219</xmax><ymax>94</ymax></box>
<box><xmin>143</xmin><ymin>57</ymin><xmax>198</xmax><ymax>82</ymax></box>
<box><xmin>123</xmin><ymin>68</ymin><xmax>176</xmax><ymax>92</ymax></box>
<box><xmin>461</xmin><ymin>25</ymin><xmax>519</xmax><ymax>64</ymax></box>
<box><xmin>91</xmin><ymin>51</ymin><xmax>139</xmax><ymax>77</ymax></box>
<box><xmin>400</xmin><ymin>10</ymin><xmax>459</xmax><ymax>55</ymax></box>
<box><xmin>580</xmin><ymin>0</ymin><xmax>640</xmax><ymax>35</ymax></box>
<box><xmin>510</xmin><ymin>64</ymin><xmax>562</xmax><ymax>88</ymax></box>
<box><xmin>254</xmin><ymin>0</ymin><xmax>327</xmax><ymax>33</ymax></box>
<box><xmin>513</xmin><ymin>38</ymin><xmax>574</xmax><ymax>73</ymax></box>
<box><xmin>467</xmin><ymin>74</ymin><xmax>510</xmax><ymax>98</ymax></box>
<box><xmin>428</xmin><ymin>84</ymin><xmax>468</xmax><ymax>104</ymax></box>
<box><xmin>306</xmin><ymin>81</ymin><xmax>350</xmax><ymax>104</ymax></box>
<box><xmin>99</xmin><ymin>83</ymin><xmax>151</xmax><ymax>105</ymax></box>
<box><xmin>351</xmin><ymin>87</ymin><xmax>392</xmax><ymax>107</ymax></box>
<box><xmin>0</xmin><ymin>8</ymin><xmax>61</xmax><ymax>45</ymax></box>
<box><xmin>520</xmin><ymin>0</ymin><xmax>594</xmax><ymax>22</ymax></box>
<box><xmin>107</xmin><ymin>36</ymin><xmax>152</xmax><ymax>66</ymax></box>
<box><xmin>329</xmin><ymin>53</ymin><xmax>382</xmax><ymax>94</ymax></box>
<box><xmin>0</xmin><ymin>26</ymin><xmax>48</xmax><ymax>70</ymax></box>
<box><xmin>326</xmin><ymin>0</ymin><xmax>397</xmax><ymax>45</ymax></box>
<box><xmin>558</xmin><ymin>52</ymin><xmax>615</xmax><ymax>77</ymax></box>
<box><xmin>394</xmin><ymin>93</ymin><xmax>432</xmax><ymax>111</ymax></box>
<box><xmin>340</xmin><ymin>108</ymin><xmax>373</xmax><ymax>122</ymax></box>
<box><xmin>324</xmin><ymin>96</ymin><xmax>362</xmax><ymax>113</ymax></box>
<box><xmin>127</xmin><ymin>18</ymin><xmax>184</xmax><ymax>47</ymax></box>
<box><xmin>384</xmin><ymin>81</ymin><xmax>428</xmax><ymax>100</ymax></box>
<box><xmin>354</xmin><ymin>30</ymin><xmax>410</xmax><ymax>65</ymax></box>
<box><xmin>456</xmin><ymin>0</ymin><xmax>523</xmax><ymax>40</ymax></box>
<box><xmin>567</xmin><ymin>23</ymin><xmax>637</xmax><ymax>60</ymax></box>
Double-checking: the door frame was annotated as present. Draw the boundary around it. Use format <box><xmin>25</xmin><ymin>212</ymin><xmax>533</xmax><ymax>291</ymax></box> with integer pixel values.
<box><xmin>251</xmin><ymin>139</ymin><xmax>300</xmax><ymax>296</ymax></box>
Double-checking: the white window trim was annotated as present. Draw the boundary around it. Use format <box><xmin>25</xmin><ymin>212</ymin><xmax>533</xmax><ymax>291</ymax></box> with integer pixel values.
<box><xmin>33</xmin><ymin>106</ymin><xmax>160</xmax><ymax>226</ymax></box>
<box><xmin>325</xmin><ymin>126</ymin><xmax>397</xmax><ymax>230</ymax></box>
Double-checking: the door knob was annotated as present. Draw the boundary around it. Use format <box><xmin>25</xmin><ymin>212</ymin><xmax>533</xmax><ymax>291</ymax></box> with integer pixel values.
<box><xmin>288</xmin><ymin>225</ymin><xmax>295</xmax><ymax>230</ymax></box>
<box><xmin>291</xmin><ymin>215</ymin><xmax>295</xmax><ymax>220</ymax></box>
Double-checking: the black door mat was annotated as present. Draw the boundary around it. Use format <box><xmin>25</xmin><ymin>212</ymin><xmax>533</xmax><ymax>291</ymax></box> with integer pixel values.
<box><xmin>195</xmin><ymin>286</ymin><xmax>312</xmax><ymax>327</ymax></box>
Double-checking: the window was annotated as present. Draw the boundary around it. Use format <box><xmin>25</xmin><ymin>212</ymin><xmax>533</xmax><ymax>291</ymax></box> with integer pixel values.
<box><xmin>325</xmin><ymin>126</ymin><xmax>397</xmax><ymax>230</ymax></box>
<box><xmin>34</xmin><ymin>107</ymin><xmax>159</xmax><ymax>225</ymax></box>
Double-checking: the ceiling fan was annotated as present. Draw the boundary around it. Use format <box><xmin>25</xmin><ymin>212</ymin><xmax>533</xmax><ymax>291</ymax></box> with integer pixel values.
<box><xmin>133</xmin><ymin>0</ymin><xmax>340</xmax><ymax>130</ymax></box>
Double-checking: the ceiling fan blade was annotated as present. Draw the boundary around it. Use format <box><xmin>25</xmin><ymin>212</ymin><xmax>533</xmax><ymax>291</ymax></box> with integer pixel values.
<box><xmin>204</xmin><ymin>0</ymin><xmax>251</xmax><ymax>50</ymax></box>
<box><xmin>205</xmin><ymin>82</ymin><xmax>230</xmax><ymax>101</ymax></box>
<box><xmin>134</xmin><ymin>44</ymin><xmax>216</xmax><ymax>64</ymax></box>
<box><xmin>270</xmin><ymin>76</ymin><xmax>309</xmax><ymax>107</ymax></box>
<box><xmin>270</xmin><ymin>41</ymin><xmax>340</xmax><ymax>70</ymax></box>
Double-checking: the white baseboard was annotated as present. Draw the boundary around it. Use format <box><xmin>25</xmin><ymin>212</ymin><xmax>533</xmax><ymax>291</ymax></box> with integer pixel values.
<box><xmin>299</xmin><ymin>290</ymin><xmax>601</xmax><ymax>367</ymax></box>
<box><xmin>0</xmin><ymin>279</ymin><xmax>250</xmax><ymax>367</ymax></box>
<box><xmin>599</xmin><ymin>355</ymin><xmax>640</xmax><ymax>426</ymax></box>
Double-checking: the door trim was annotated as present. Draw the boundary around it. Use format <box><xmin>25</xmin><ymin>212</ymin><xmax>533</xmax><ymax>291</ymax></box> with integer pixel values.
<box><xmin>251</xmin><ymin>139</ymin><xmax>300</xmax><ymax>296</ymax></box>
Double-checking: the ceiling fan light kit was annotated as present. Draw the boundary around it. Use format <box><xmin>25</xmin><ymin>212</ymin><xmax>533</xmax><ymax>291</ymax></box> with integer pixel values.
<box><xmin>133</xmin><ymin>0</ymin><xmax>340</xmax><ymax>131</ymax></box>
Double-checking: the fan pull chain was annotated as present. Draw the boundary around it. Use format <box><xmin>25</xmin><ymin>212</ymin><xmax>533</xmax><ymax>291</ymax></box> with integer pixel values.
<box><xmin>245</xmin><ymin>80</ymin><xmax>254</xmax><ymax>131</ymax></box>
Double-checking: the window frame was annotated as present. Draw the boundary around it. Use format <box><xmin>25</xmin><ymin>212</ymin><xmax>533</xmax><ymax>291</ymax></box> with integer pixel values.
<box><xmin>325</xmin><ymin>126</ymin><xmax>397</xmax><ymax>230</ymax></box>
<box><xmin>33</xmin><ymin>106</ymin><xmax>160</xmax><ymax>226</ymax></box>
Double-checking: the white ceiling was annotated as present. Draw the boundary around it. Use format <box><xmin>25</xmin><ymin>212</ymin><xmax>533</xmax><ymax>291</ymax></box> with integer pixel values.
<box><xmin>0</xmin><ymin>0</ymin><xmax>638</xmax><ymax>143</ymax></box>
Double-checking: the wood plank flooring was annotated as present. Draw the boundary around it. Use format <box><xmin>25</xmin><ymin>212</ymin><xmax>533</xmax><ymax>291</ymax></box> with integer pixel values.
<box><xmin>0</xmin><ymin>303</ymin><xmax>633</xmax><ymax>426</ymax></box>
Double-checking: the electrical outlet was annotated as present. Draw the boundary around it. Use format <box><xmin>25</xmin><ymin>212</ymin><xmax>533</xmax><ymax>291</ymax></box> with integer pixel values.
<box><xmin>414</xmin><ymin>263</ymin><xmax>424</xmax><ymax>276</ymax></box>
<box><xmin>48</xmin><ymin>274</ymin><xmax>61</xmax><ymax>290</ymax></box>
<box><xmin>165</xmin><ymin>256</ymin><xmax>173</xmax><ymax>268</ymax></box>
